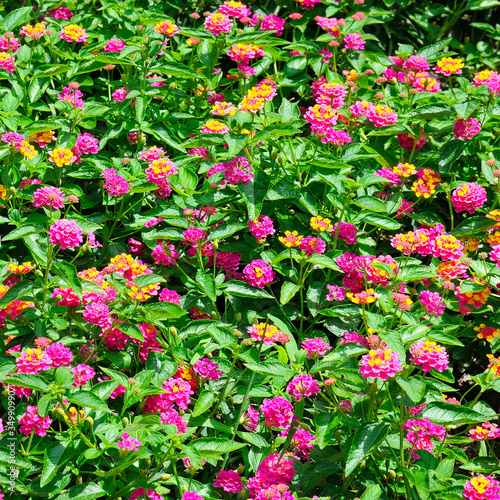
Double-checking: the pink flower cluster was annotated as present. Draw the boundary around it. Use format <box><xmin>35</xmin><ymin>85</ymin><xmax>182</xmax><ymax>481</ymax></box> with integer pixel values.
<box><xmin>249</xmin><ymin>215</ymin><xmax>275</xmax><ymax>242</ymax></box>
<box><xmin>71</xmin><ymin>364</ymin><xmax>95</xmax><ymax>387</ymax></box>
<box><xmin>464</xmin><ymin>476</ymin><xmax>500</xmax><ymax>500</ymax></box>
<box><xmin>243</xmin><ymin>259</ymin><xmax>275</xmax><ymax>288</ymax></box>
<box><xmin>101</xmin><ymin>168</ymin><xmax>130</xmax><ymax>197</ymax></box>
<box><xmin>117</xmin><ymin>432</ymin><xmax>142</xmax><ymax>451</ymax></box>
<box><xmin>207</xmin><ymin>156</ymin><xmax>254</xmax><ymax>186</ymax></box>
<box><xmin>359</xmin><ymin>349</ymin><xmax>402</xmax><ymax>381</ymax></box>
<box><xmin>469</xmin><ymin>422</ymin><xmax>500</xmax><ymax>441</ymax></box>
<box><xmin>301</xmin><ymin>337</ymin><xmax>331</xmax><ymax>358</ymax></box>
<box><xmin>260</xmin><ymin>396</ymin><xmax>294</xmax><ymax>429</ymax></box>
<box><xmin>193</xmin><ymin>358</ymin><xmax>222</xmax><ymax>381</ymax></box>
<box><xmin>33</xmin><ymin>186</ymin><xmax>66</xmax><ymax>210</ymax></box>
<box><xmin>403</xmin><ymin>418</ymin><xmax>447</xmax><ymax>456</ymax></box>
<box><xmin>19</xmin><ymin>406</ymin><xmax>52</xmax><ymax>437</ymax></box>
<box><xmin>451</xmin><ymin>183</ymin><xmax>487</xmax><ymax>214</ymax></box>
<box><xmin>418</xmin><ymin>290</ymin><xmax>445</xmax><ymax>317</ymax></box>
<box><xmin>286</xmin><ymin>374</ymin><xmax>320</xmax><ymax>402</ymax></box>
<box><xmin>453</xmin><ymin>117</ymin><xmax>481</xmax><ymax>140</ymax></box>
<box><xmin>213</xmin><ymin>470</ymin><xmax>244</xmax><ymax>493</ymax></box>
<box><xmin>410</xmin><ymin>340</ymin><xmax>449</xmax><ymax>372</ymax></box>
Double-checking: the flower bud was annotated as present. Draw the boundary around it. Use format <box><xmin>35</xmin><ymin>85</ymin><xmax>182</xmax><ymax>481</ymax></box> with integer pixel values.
<box><xmin>122</xmin><ymin>417</ymin><xmax>130</xmax><ymax>428</ymax></box>
<box><xmin>4</xmin><ymin>32</ymin><xmax>14</xmax><ymax>39</ymax></box>
<box><xmin>170</xmin><ymin>326</ymin><xmax>177</xmax><ymax>336</ymax></box>
<box><xmin>75</xmin><ymin>476</ymin><xmax>82</xmax><ymax>485</ymax></box>
<box><xmin>161</xmin><ymin>474</ymin><xmax>172</xmax><ymax>481</ymax></box>
<box><xmin>235</xmin><ymin>313</ymin><xmax>242</xmax><ymax>323</ymax></box>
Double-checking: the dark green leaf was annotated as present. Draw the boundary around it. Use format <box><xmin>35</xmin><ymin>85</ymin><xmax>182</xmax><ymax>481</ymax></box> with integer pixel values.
<box><xmin>345</xmin><ymin>423</ymin><xmax>390</xmax><ymax>476</ymax></box>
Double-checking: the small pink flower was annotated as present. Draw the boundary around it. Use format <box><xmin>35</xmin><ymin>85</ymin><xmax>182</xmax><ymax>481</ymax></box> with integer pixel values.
<box><xmin>159</xmin><ymin>288</ymin><xmax>181</xmax><ymax>305</ymax></box>
<box><xmin>453</xmin><ymin>117</ymin><xmax>481</xmax><ymax>140</ymax></box>
<box><xmin>16</xmin><ymin>348</ymin><xmax>52</xmax><ymax>374</ymax></box>
<box><xmin>218</xmin><ymin>1</ymin><xmax>251</xmax><ymax>18</ymax></box>
<box><xmin>193</xmin><ymin>358</ymin><xmax>222</xmax><ymax>381</ymax></box>
<box><xmin>104</xmin><ymin>38</ymin><xmax>126</xmax><ymax>53</ymax></box>
<box><xmin>299</xmin><ymin>236</ymin><xmax>326</xmax><ymax>256</ymax></box>
<box><xmin>410</xmin><ymin>340</ymin><xmax>449</xmax><ymax>372</ymax></box>
<box><xmin>301</xmin><ymin>338</ymin><xmax>331</xmax><ymax>359</ymax></box>
<box><xmin>213</xmin><ymin>470</ymin><xmax>244</xmax><ymax>493</ymax></box>
<box><xmin>242</xmin><ymin>405</ymin><xmax>259</xmax><ymax>431</ymax></box>
<box><xmin>330</xmin><ymin>222</ymin><xmax>357</xmax><ymax>244</ymax></box>
<box><xmin>71</xmin><ymin>364</ymin><xmax>96</xmax><ymax>387</ymax></box>
<box><xmin>464</xmin><ymin>476</ymin><xmax>500</xmax><ymax>500</ymax></box>
<box><xmin>205</xmin><ymin>13</ymin><xmax>232</xmax><ymax>36</ymax></box>
<box><xmin>45</xmin><ymin>342</ymin><xmax>74</xmax><ymax>367</ymax></box>
<box><xmin>33</xmin><ymin>186</ymin><xmax>66</xmax><ymax>210</ymax></box>
<box><xmin>359</xmin><ymin>349</ymin><xmax>402</xmax><ymax>381</ymax></box>
<box><xmin>243</xmin><ymin>259</ymin><xmax>274</xmax><ymax>288</ymax></box>
<box><xmin>403</xmin><ymin>55</ymin><xmax>429</xmax><ymax>72</ymax></box>
<box><xmin>19</xmin><ymin>406</ymin><xmax>52</xmax><ymax>437</ymax></box>
<box><xmin>117</xmin><ymin>432</ymin><xmax>142</xmax><ymax>451</ymax></box>
<box><xmin>469</xmin><ymin>422</ymin><xmax>500</xmax><ymax>441</ymax></box>
<box><xmin>248</xmin><ymin>215</ymin><xmax>276</xmax><ymax>242</ymax></box>
<box><xmin>344</xmin><ymin>32</ymin><xmax>364</xmax><ymax>50</ymax></box>
<box><xmin>326</xmin><ymin>284</ymin><xmax>346</xmax><ymax>301</ymax></box>
<box><xmin>160</xmin><ymin>408</ymin><xmax>187</xmax><ymax>434</ymax></box>
<box><xmin>286</xmin><ymin>374</ymin><xmax>320</xmax><ymax>402</ymax></box>
<box><xmin>112</xmin><ymin>87</ymin><xmax>129</xmax><ymax>102</ymax></box>
<box><xmin>418</xmin><ymin>290</ymin><xmax>445</xmax><ymax>317</ymax></box>
<box><xmin>451</xmin><ymin>183</ymin><xmax>487</xmax><ymax>214</ymax></box>
<box><xmin>260</xmin><ymin>396</ymin><xmax>294</xmax><ymax>429</ymax></box>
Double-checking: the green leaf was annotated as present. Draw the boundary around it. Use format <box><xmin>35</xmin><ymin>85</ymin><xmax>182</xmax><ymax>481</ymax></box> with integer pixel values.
<box><xmin>208</xmin><ymin>223</ymin><xmax>247</xmax><ymax>241</ymax></box>
<box><xmin>237</xmin><ymin>431</ymin><xmax>270</xmax><ymax>448</ymax></box>
<box><xmin>360</xmin><ymin>213</ymin><xmax>401</xmax><ymax>230</ymax></box>
<box><xmin>146</xmin><ymin>124</ymin><xmax>185</xmax><ymax>152</ymax></box>
<box><xmin>253</xmin><ymin>124</ymin><xmax>301</xmax><ymax>142</ymax></box>
<box><xmin>361</xmin><ymin>484</ymin><xmax>382</xmax><ymax>500</ymax></box>
<box><xmin>155</xmin><ymin>62</ymin><xmax>204</xmax><ymax>80</ymax></box>
<box><xmin>28</xmin><ymin>120</ymin><xmax>63</xmax><ymax>133</ymax></box>
<box><xmin>280</xmin><ymin>282</ymin><xmax>301</xmax><ymax>305</ymax></box>
<box><xmin>118</xmin><ymin>323</ymin><xmax>144</xmax><ymax>342</ymax></box>
<box><xmin>2</xmin><ymin>6</ymin><xmax>33</xmax><ymax>31</ymax></box>
<box><xmin>3</xmin><ymin>224</ymin><xmax>44</xmax><ymax>241</ymax></box>
<box><xmin>192</xmin><ymin>391</ymin><xmax>216</xmax><ymax>417</ymax></box>
<box><xmin>54</xmin><ymin>483</ymin><xmax>106</xmax><ymax>500</ymax></box>
<box><xmin>66</xmin><ymin>391</ymin><xmax>111</xmax><ymax>413</ymax></box>
<box><xmin>307</xmin><ymin>254</ymin><xmax>339</xmax><ymax>270</ymax></box>
<box><xmin>438</xmin><ymin>140</ymin><xmax>466</xmax><ymax>172</ymax></box>
<box><xmin>354</xmin><ymin>196</ymin><xmax>387</xmax><ymax>213</ymax></box>
<box><xmin>143</xmin><ymin>302</ymin><xmax>187</xmax><ymax>319</ymax></box>
<box><xmin>410</xmin><ymin>105</ymin><xmax>453</xmax><ymax>119</ymax></box>
<box><xmin>397</xmin><ymin>377</ymin><xmax>426</xmax><ymax>403</ymax></box>
<box><xmin>239</xmin><ymin>171</ymin><xmax>270</xmax><ymax>220</ymax></box>
<box><xmin>345</xmin><ymin>423</ymin><xmax>390</xmax><ymax>476</ymax></box>
<box><xmin>450</xmin><ymin>216</ymin><xmax>499</xmax><ymax>237</ymax></box>
<box><xmin>84</xmin><ymin>449</ymin><xmax>103</xmax><ymax>460</ymax></box>
<box><xmin>0</xmin><ymin>281</ymin><xmax>35</xmax><ymax>310</ymax></box>
<box><xmin>2</xmin><ymin>373</ymin><xmax>49</xmax><ymax>392</ymax></box>
<box><xmin>419</xmin><ymin>402</ymin><xmax>488</xmax><ymax>425</ymax></box>
<box><xmin>41</xmin><ymin>442</ymin><xmax>71</xmax><ymax>487</ymax></box>
<box><xmin>417</xmin><ymin>38</ymin><xmax>452</xmax><ymax>59</ymax></box>
<box><xmin>32</xmin><ymin>65</ymin><xmax>72</xmax><ymax>79</ymax></box>
<box><xmin>224</xmin><ymin>281</ymin><xmax>272</xmax><ymax>299</ymax></box>
<box><xmin>398</xmin><ymin>265</ymin><xmax>437</xmax><ymax>282</ymax></box>
<box><xmin>132</xmin><ymin>274</ymin><xmax>166</xmax><ymax>288</ymax></box>
<box><xmin>196</xmin><ymin>270</ymin><xmax>217</xmax><ymax>302</ymax></box>
<box><xmin>244</xmin><ymin>361</ymin><xmax>294</xmax><ymax>379</ymax></box>
<box><xmin>92</xmin><ymin>54</ymin><xmax>136</xmax><ymax>66</ymax></box>
<box><xmin>188</xmin><ymin>437</ymin><xmax>246</xmax><ymax>456</ymax></box>
<box><xmin>52</xmin><ymin>261</ymin><xmax>83</xmax><ymax>300</ymax></box>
